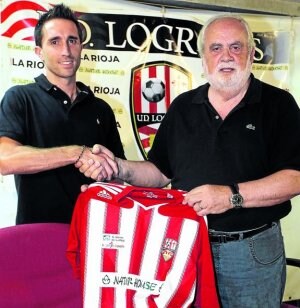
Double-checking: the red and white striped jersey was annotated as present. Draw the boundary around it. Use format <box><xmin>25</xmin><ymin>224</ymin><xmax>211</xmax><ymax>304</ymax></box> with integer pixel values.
<box><xmin>66</xmin><ymin>182</ymin><xmax>219</xmax><ymax>308</ymax></box>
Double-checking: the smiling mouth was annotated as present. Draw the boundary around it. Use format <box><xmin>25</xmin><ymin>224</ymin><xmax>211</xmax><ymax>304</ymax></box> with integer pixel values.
<box><xmin>61</xmin><ymin>61</ymin><xmax>73</xmax><ymax>65</ymax></box>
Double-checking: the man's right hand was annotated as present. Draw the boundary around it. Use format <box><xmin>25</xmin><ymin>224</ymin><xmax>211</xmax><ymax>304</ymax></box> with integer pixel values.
<box><xmin>75</xmin><ymin>144</ymin><xmax>119</xmax><ymax>181</ymax></box>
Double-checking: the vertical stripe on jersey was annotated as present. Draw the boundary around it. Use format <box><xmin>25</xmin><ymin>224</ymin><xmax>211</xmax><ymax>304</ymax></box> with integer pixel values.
<box><xmin>125</xmin><ymin>205</ymin><xmax>153</xmax><ymax>307</ymax></box>
<box><xmin>113</xmin><ymin>201</ymin><xmax>139</xmax><ymax>308</ymax></box>
<box><xmin>132</xmin><ymin>205</ymin><xmax>170</xmax><ymax>308</ymax></box>
<box><xmin>83</xmin><ymin>200</ymin><xmax>106</xmax><ymax>308</ymax></box>
<box><xmin>100</xmin><ymin>202</ymin><xmax>121</xmax><ymax>306</ymax></box>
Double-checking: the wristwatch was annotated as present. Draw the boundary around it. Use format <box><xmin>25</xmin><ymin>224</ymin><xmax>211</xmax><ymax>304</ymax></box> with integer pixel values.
<box><xmin>229</xmin><ymin>184</ymin><xmax>244</xmax><ymax>209</ymax></box>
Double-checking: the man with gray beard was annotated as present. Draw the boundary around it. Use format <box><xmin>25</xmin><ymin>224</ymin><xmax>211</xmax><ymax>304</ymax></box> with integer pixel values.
<box><xmin>77</xmin><ymin>15</ymin><xmax>300</xmax><ymax>307</ymax></box>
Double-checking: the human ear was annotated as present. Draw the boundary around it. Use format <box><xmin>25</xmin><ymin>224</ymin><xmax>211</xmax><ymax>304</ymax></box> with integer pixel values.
<box><xmin>34</xmin><ymin>46</ymin><xmax>44</xmax><ymax>61</ymax></box>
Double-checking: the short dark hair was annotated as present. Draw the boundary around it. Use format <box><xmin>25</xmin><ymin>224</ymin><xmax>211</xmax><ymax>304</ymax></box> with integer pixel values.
<box><xmin>34</xmin><ymin>3</ymin><xmax>83</xmax><ymax>47</ymax></box>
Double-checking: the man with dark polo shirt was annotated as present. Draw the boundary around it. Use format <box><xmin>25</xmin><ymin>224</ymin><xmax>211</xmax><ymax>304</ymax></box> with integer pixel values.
<box><xmin>77</xmin><ymin>14</ymin><xmax>300</xmax><ymax>307</ymax></box>
<box><xmin>0</xmin><ymin>4</ymin><xmax>124</xmax><ymax>224</ymax></box>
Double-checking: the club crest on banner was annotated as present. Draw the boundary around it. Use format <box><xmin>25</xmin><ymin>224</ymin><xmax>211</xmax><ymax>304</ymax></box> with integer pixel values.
<box><xmin>130</xmin><ymin>61</ymin><xmax>192</xmax><ymax>159</ymax></box>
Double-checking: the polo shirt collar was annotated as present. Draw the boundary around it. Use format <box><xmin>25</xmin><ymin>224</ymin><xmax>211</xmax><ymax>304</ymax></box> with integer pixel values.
<box><xmin>192</xmin><ymin>73</ymin><xmax>262</xmax><ymax>106</ymax></box>
<box><xmin>34</xmin><ymin>73</ymin><xmax>92</xmax><ymax>95</ymax></box>
<box><xmin>35</xmin><ymin>74</ymin><xmax>54</xmax><ymax>92</ymax></box>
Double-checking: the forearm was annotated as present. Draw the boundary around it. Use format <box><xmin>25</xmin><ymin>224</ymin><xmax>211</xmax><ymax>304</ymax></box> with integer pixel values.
<box><xmin>0</xmin><ymin>144</ymin><xmax>82</xmax><ymax>175</ymax></box>
<box><xmin>116</xmin><ymin>158</ymin><xmax>170</xmax><ymax>188</ymax></box>
<box><xmin>240</xmin><ymin>169</ymin><xmax>300</xmax><ymax>208</ymax></box>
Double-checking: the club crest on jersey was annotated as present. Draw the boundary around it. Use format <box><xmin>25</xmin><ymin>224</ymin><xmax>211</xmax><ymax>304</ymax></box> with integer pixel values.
<box><xmin>130</xmin><ymin>61</ymin><xmax>192</xmax><ymax>159</ymax></box>
<box><xmin>161</xmin><ymin>238</ymin><xmax>178</xmax><ymax>261</ymax></box>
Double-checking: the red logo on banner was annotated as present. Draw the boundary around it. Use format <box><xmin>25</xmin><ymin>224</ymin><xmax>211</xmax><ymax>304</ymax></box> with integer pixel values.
<box><xmin>0</xmin><ymin>1</ymin><xmax>48</xmax><ymax>40</ymax></box>
<box><xmin>130</xmin><ymin>61</ymin><xmax>192</xmax><ymax>159</ymax></box>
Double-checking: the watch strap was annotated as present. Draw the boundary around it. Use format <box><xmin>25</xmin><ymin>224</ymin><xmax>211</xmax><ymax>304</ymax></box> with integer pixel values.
<box><xmin>229</xmin><ymin>183</ymin><xmax>239</xmax><ymax>195</ymax></box>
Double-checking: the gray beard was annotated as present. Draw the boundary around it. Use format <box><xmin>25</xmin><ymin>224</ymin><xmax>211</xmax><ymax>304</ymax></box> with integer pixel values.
<box><xmin>203</xmin><ymin>58</ymin><xmax>252</xmax><ymax>94</ymax></box>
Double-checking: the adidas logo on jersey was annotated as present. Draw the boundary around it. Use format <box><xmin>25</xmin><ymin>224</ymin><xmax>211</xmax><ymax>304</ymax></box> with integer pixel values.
<box><xmin>97</xmin><ymin>189</ymin><xmax>112</xmax><ymax>199</ymax></box>
<box><xmin>143</xmin><ymin>191</ymin><xmax>158</xmax><ymax>199</ymax></box>
<box><xmin>167</xmin><ymin>193</ymin><xmax>174</xmax><ymax>199</ymax></box>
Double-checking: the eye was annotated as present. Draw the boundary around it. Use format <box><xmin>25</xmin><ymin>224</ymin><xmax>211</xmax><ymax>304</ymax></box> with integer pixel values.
<box><xmin>50</xmin><ymin>39</ymin><xmax>59</xmax><ymax>45</ymax></box>
<box><xmin>210</xmin><ymin>44</ymin><xmax>222</xmax><ymax>53</ymax></box>
<box><xmin>69</xmin><ymin>38</ymin><xmax>79</xmax><ymax>45</ymax></box>
<box><xmin>230</xmin><ymin>43</ymin><xmax>243</xmax><ymax>54</ymax></box>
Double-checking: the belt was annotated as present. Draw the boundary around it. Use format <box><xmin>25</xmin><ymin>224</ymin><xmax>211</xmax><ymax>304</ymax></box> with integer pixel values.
<box><xmin>209</xmin><ymin>222</ymin><xmax>274</xmax><ymax>243</ymax></box>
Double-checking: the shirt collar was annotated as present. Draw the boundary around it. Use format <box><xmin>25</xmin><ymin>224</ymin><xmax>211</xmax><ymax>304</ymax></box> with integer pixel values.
<box><xmin>34</xmin><ymin>73</ymin><xmax>92</xmax><ymax>96</ymax></box>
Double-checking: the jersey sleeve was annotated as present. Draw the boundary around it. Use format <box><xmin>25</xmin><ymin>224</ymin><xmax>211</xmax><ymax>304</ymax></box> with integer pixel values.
<box><xmin>66</xmin><ymin>192</ymin><xmax>88</xmax><ymax>279</ymax></box>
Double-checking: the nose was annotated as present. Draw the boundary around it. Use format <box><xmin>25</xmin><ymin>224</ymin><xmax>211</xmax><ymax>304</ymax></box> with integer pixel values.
<box><xmin>61</xmin><ymin>41</ymin><xmax>71</xmax><ymax>55</ymax></box>
<box><xmin>221</xmin><ymin>47</ymin><xmax>234</xmax><ymax>61</ymax></box>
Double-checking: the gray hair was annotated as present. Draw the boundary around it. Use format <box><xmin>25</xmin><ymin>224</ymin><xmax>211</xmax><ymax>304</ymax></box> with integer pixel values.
<box><xmin>197</xmin><ymin>14</ymin><xmax>256</xmax><ymax>57</ymax></box>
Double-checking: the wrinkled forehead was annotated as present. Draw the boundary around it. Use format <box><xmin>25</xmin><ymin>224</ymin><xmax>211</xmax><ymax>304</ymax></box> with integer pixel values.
<box><xmin>204</xmin><ymin>18</ymin><xmax>248</xmax><ymax>45</ymax></box>
<box><xmin>207</xmin><ymin>17</ymin><xmax>246</xmax><ymax>30</ymax></box>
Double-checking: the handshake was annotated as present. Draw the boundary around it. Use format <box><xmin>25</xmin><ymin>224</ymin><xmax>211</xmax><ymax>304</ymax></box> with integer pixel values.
<box><xmin>72</xmin><ymin>143</ymin><xmax>171</xmax><ymax>193</ymax></box>
<box><xmin>74</xmin><ymin>144</ymin><xmax>119</xmax><ymax>182</ymax></box>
